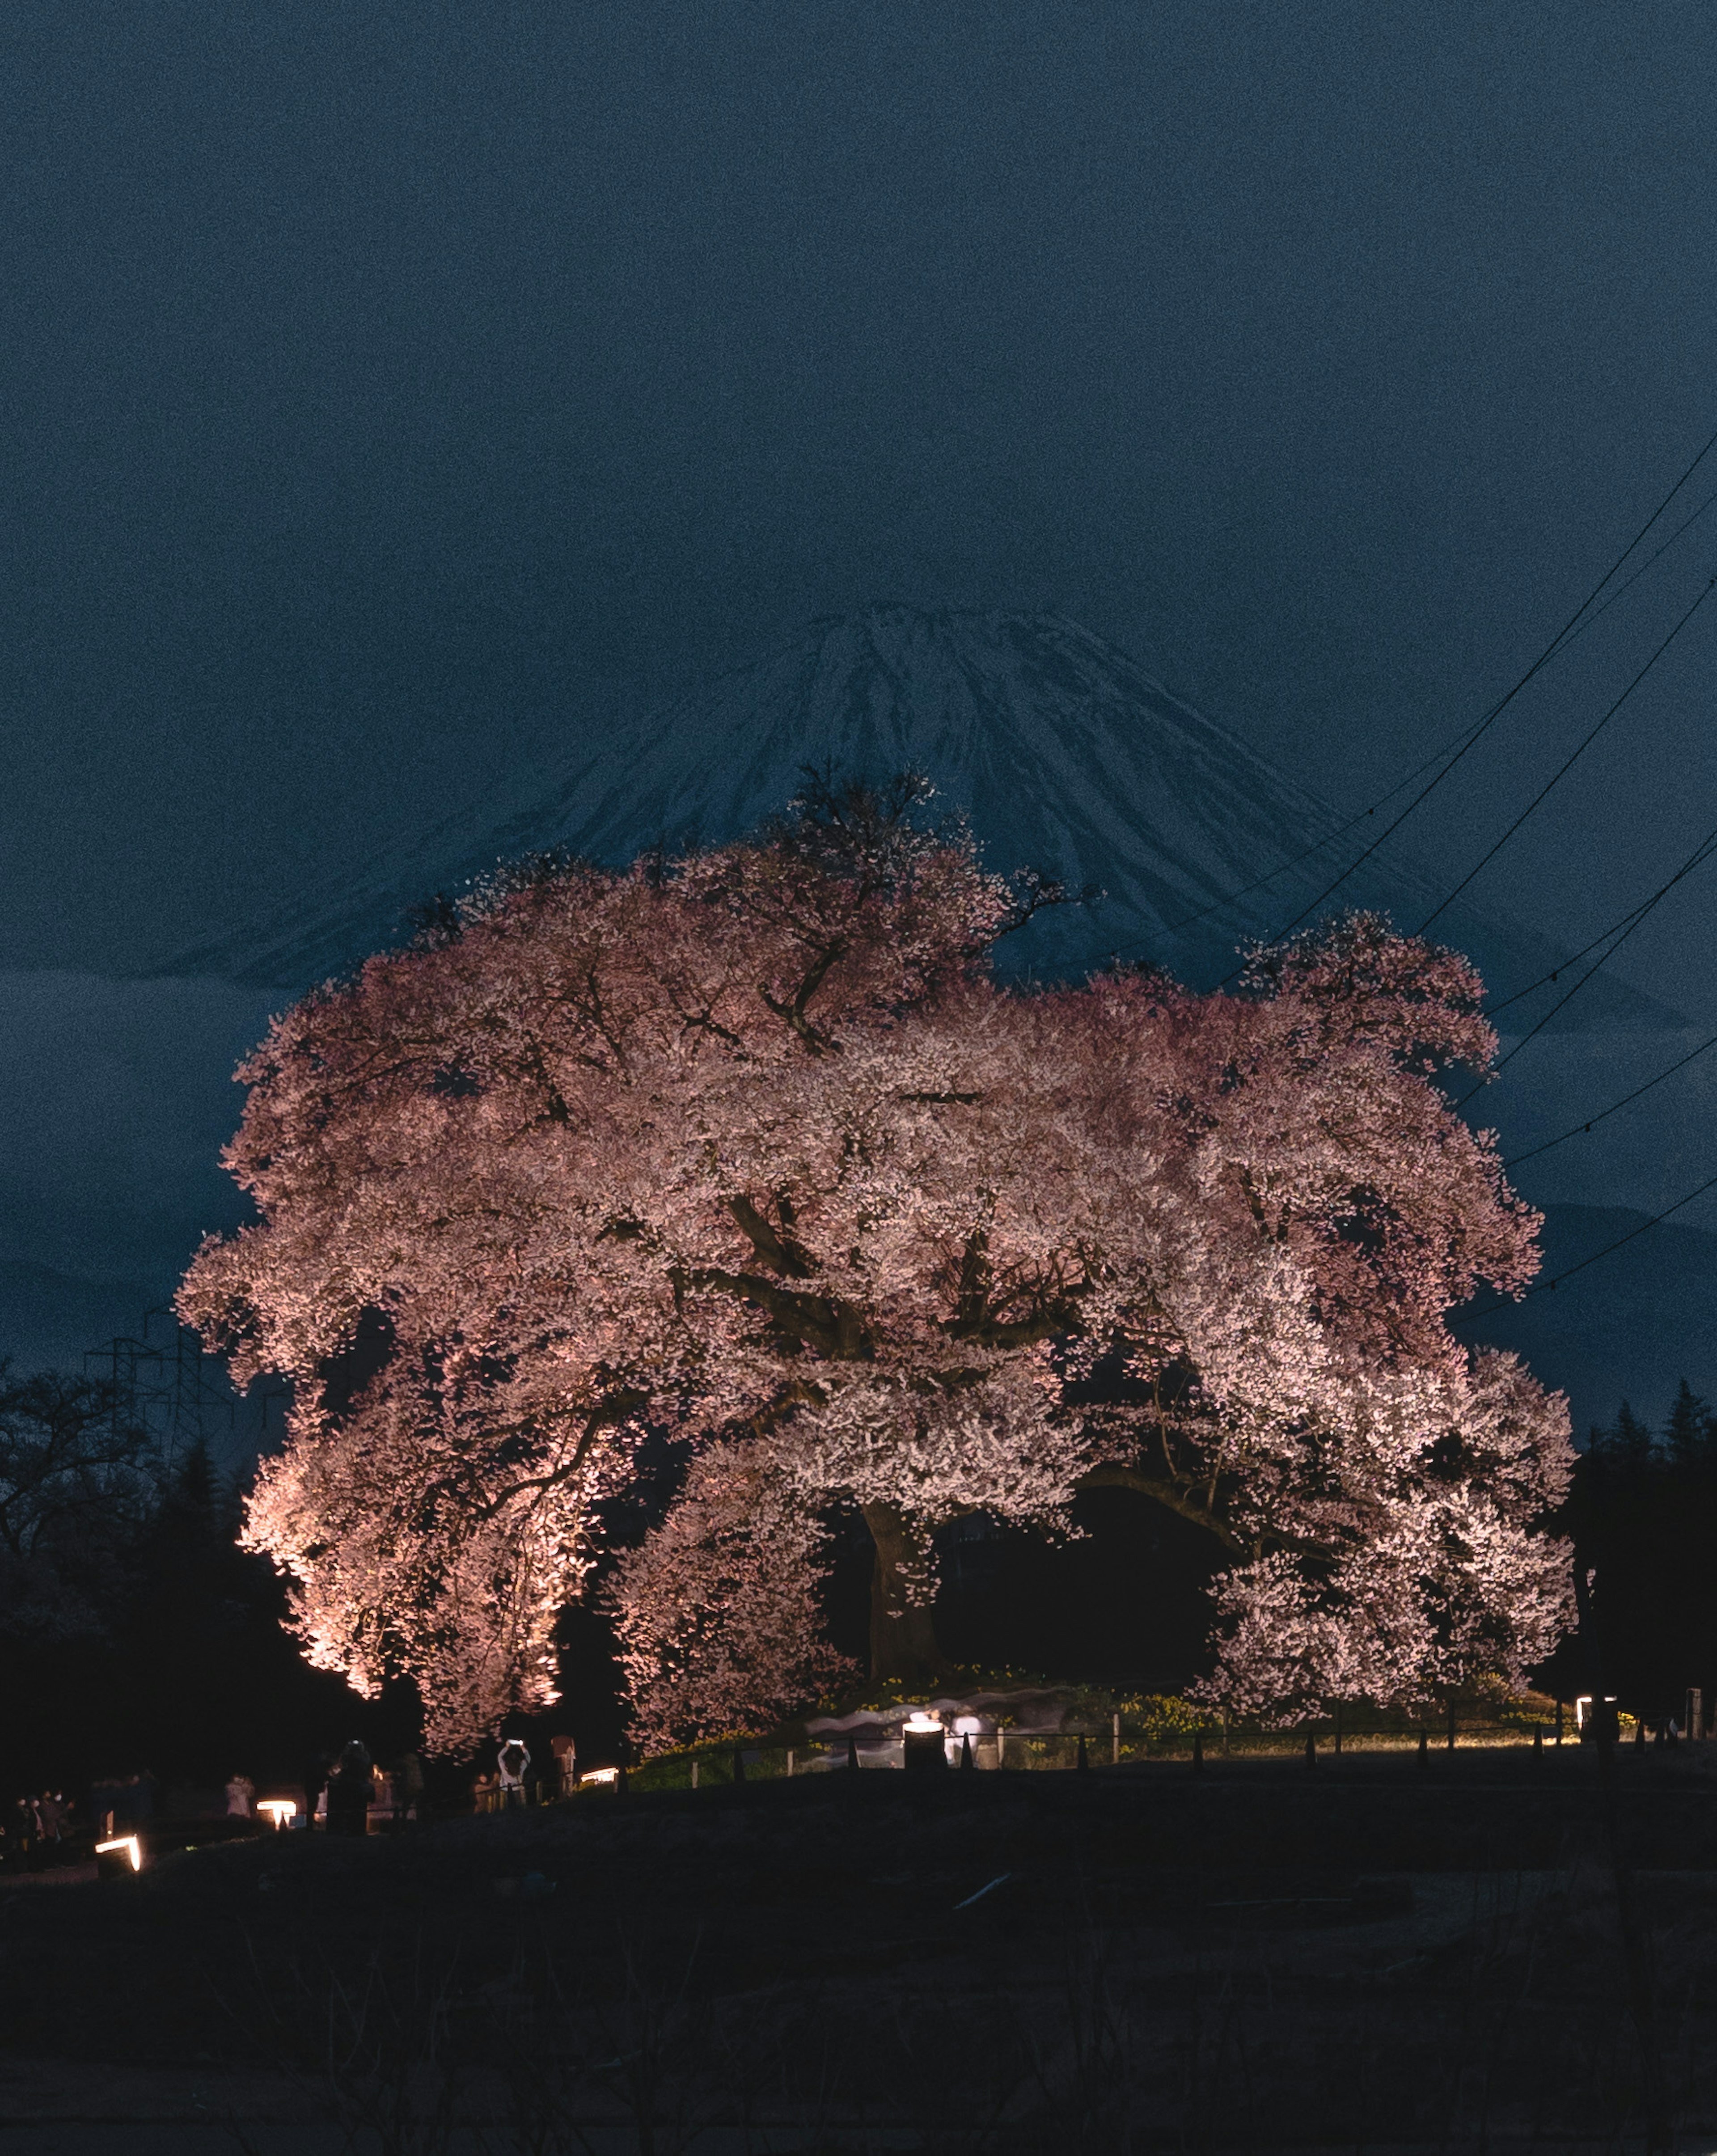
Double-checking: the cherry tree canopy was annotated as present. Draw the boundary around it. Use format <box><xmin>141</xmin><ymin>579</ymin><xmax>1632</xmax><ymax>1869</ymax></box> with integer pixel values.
<box><xmin>181</xmin><ymin>780</ymin><xmax>1573</xmax><ymax>1752</ymax></box>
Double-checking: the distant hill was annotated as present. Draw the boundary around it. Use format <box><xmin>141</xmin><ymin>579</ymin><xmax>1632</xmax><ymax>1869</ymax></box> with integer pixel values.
<box><xmin>1466</xmin><ymin>1203</ymin><xmax>1717</xmax><ymax>1437</ymax></box>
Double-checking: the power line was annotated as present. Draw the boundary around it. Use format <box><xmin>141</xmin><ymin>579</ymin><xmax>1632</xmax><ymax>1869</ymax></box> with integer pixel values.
<box><xmin>1484</xmin><ymin>829</ymin><xmax>1717</xmax><ymax>1020</ymax></box>
<box><xmin>1456</xmin><ymin>819</ymin><xmax>1717</xmax><ymax>1107</ymax></box>
<box><xmin>1262</xmin><ymin>418</ymin><xmax>1717</xmax><ymax>947</ymax></box>
<box><xmin>1502</xmin><ymin>1030</ymin><xmax>1717</xmax><ymax>1170</ymax></box>
<box><xmin>1151</xmin><ymin>434</ymin><xmax>1717</xmax><ymax>963</ymax></box>
<box><xmin>1457</xmin><ymin>1167</ymin><xmax>1717</xmax><ymax>1324</ymax></box>
<box><xmin>1552</xmin><ymin>482</ymin><xmax>1717</xmax><ymax>651</ymax></box>
<box><xmin>1158</xmin><ymin>710</ymin><xmax>1494</xmax><ymax>938</ymax></box>
<box><xmin>1417</xmin><ymin>576</ymin><xmax>1717</xmax><ymax>934</ymax></box>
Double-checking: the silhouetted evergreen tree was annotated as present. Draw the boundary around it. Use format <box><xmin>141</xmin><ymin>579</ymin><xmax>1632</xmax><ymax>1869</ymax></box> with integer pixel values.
<box><xmin>1592</xmin><ymin>1399</ymin><xmax>1655</xmax><ymax>1467</ymax></box>
<box><xmin>1551</xmin><ymin>1379</ymin><xmax>1717</xmax><ymax>1727</ymax></box>
<box><xmin>1665</xmin><ymin>1378</ymin><xmax>1716</xmax><ymax>1467</ymax></box>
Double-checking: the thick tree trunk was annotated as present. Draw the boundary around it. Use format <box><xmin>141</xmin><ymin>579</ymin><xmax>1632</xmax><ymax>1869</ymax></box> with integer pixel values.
<box><xmin>862</xmin><ymin>1502</ymin><xmax>950</xmax><ymax>1685</ymax></box>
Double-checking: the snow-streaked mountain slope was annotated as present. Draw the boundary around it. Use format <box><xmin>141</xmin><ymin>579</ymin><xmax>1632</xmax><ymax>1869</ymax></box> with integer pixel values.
<box><xmin>165</xmin><ymin>606</ymin><xmax>1673</xmax><ymax>1027</ymax></box>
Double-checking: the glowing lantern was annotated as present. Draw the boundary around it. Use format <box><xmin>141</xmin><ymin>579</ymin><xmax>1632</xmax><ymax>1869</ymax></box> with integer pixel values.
<box><xmin>96</xmin><ymin>1835</ymin><xmax>142</xmax><ymax>1874</ymax></box>
<box><xmin>258</xmin><ymin>1799</ymin><xmax>298</xmax><ymax>1829</ymax></box>
<box><xmin>902</xmin><ymin>1711</ymin><xmax>947</xmax><ymax>1775</ymax></box>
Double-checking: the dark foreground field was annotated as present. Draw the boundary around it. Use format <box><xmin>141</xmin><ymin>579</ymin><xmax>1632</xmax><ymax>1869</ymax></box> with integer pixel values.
<box><xmin>4</xmin><ymin>1746</ymin><xmax>1717</xmax><ymax>2153</ymax></box>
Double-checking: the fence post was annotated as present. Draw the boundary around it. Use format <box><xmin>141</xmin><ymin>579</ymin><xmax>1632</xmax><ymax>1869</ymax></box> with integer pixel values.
<box><xmin>1417</xmin><ymin>1728</ymin><xmax>1428</xmax><ymax>1768</ymax></box>
<box><xmin>1192</xmin><ymin>1729</ymin><xmax>1204</xmax><ymax>1773</ymax></box>
<box><xmin>1691</xmin><ymin>1687</ymin><xmax>1704</xmax><ymax>1742</ymax></box>
<box><xmin>1446</xmin><ymin>1698</ymin><xmax>1456</xmax><ymax>1753</ymax></box>
<box><xmin>1304</xmin><ymin>1729</ymin><xmax>1316</xmax><ymax>1768</ymax></box>
<box><xmin>997</xmin><ymin>1727</ymin><xmax>1006</xmax><ymax>1770</ymax></box>
<box><xmin>787</xmin><ymin>1749</ymin><xmax>795</xmax><ymax>1778</ymax></box>
<box><xmin>691</xmin><ymin>1760</ymin><xmax>699</xmax><ymax>1791</ymax></box>
<box><xmin>1112</xmin><ymin>1711</ymin><xmax>1121</xmax><ymax>1767</ymax></box>
<box><xmin>1077</xmin><ymin>1734</ymin><xmax>1089</xmax><ymax>1774</ymax></box>
<box><xmin>1333</xmin><ymin>1702</ymin><xmax>1343</xmax><ymax>1757</ymax></box>
<box><xmin>1555</xmin><ymin>1697</ymin><xmax>1564</xmax><ymax>1747</ymax></box>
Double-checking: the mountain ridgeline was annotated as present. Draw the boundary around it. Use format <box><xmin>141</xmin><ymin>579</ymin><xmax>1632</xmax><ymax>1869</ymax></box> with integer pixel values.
<box><xmin>162</xmin><ymin>605</ymin><xmax>1670</xmax><ymax>1027</ymax></box>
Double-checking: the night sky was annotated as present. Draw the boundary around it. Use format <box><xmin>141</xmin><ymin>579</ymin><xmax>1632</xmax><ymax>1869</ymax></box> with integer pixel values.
<box><xmin>3</xmin><ymin>4</ymin><xmax>1715</xmax><ymax>1407</ymax></box>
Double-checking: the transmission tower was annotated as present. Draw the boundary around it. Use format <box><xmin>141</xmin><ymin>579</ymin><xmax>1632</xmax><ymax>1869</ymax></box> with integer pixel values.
<box><xmin>83</xmin><ymin>1308</ymin><xmax>286</xmax><ymax>1471</ymax></box>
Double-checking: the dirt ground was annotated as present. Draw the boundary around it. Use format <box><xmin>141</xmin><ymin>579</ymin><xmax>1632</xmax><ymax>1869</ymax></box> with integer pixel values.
<box><xmin>3</xmin><ymin>1745</ymin><xmax>1717</xmax><ymax>2152</ymax></box>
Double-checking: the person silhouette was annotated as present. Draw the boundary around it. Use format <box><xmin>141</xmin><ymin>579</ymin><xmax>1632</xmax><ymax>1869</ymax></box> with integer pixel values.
<box><xmin>326</xmin><ymin>1741</ymin><xmax>373</xmax><ymax>1837</ymax></box>
<box><xmin>550</xmin><ymin>1733</ymin><xmax>576</xmax><ymax>1797</ymax></box>
<box><xmin>497</xmin><ymin>1737</ymin><xmax>531</xmax><ymax>1810</ymax></box>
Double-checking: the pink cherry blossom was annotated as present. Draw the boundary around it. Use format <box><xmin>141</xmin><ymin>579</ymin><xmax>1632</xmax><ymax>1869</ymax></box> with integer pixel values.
<box><xmin>182</xmin><ymin>778</ymin><xmax>1573</xmax><ymax>1752</ymax></box>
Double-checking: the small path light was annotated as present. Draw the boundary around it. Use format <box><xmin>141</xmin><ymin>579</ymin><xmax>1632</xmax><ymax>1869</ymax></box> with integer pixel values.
<box><xmin>903</xmin><ymin>1711</ymin><xmax>947</xmax><ymax>1775</ymax></box>
<box><xmin>96</xmin><ymin>1835</ymin><xmax>142</xmax><ymax>1876</ymax></box>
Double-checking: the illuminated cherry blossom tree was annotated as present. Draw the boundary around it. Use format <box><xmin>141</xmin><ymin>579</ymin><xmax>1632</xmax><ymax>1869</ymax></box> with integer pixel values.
<box><xmin>181</xmin><ymin>778</ymin><xmax>1573</xmax><ymax>1752</ymax></box>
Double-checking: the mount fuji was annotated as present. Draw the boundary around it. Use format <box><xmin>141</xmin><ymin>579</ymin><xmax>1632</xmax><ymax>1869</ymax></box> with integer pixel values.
<box><xmin>165</xmin><ymin>605</ymin><xmax>1670</xmax><ymax>1028</ymax></box>
<box><xmin>9</xmin><ymin>603</ymin><xmax>1692</xmax><ymax>1426</ymax></box>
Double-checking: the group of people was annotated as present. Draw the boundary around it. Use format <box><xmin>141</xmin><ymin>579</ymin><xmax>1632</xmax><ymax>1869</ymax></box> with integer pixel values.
<box><xmin>472</xmin><ymin>1732</ymin><xmax>579</xmax><ymax>1811</ymax></box>
<box><xmin>0</xmin><ymin>1731</ymin><xmax>584</xmax><ymax>1866</ymax></box>
<box><xmin>4</xmin><ymin>1790</ymin><xmax>74</xmax><ymax>1869</ymax></box>
<box><xmin>302</xmin><ymin>1741</ymin><xmax>426</xmax><ymax>1835</ymax></box>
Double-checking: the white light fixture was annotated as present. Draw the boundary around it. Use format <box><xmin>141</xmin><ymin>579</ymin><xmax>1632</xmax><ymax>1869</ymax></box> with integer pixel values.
<box><xmin>582</xmin><ymin>1767</ymin><xmax>619</xmax><ymax>1786</ymax></box>
<box><xmin>96</xmin><ymin>1835</ymin><xmax>142</xmax><ymax>1873</ymax></box>
<box><xmin>258</xmin><ymin>1799</ymin><xmax>298</xmax><ymax>1828</ymax></box>
<box><xmin>902</xmin><ymin>1711</ymin><xmax>943</xmax><ymax>1735</ymax></box>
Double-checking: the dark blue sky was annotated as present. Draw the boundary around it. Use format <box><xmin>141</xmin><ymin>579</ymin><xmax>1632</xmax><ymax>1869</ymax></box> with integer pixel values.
<box><xmin>4</xmin><ymin>0</ymin><xmax>1715</xmax><ymax>1006</ymax></box>
<box><xmin>3</xmin><ymin>2</ymin><xmax>1717</xmax><ymax>1424</ymax></box>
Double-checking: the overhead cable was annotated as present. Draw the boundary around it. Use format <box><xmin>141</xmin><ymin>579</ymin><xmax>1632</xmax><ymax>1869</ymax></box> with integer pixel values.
<box><xmin>1455</xmin><ymin>819</ymin><xmax>1717</xmax><ymax>1107</ymax></box>
<box><xmin>1160</xmin><ymin>435</ymin><xmax>1717</xmax><ymax>961</ymax></box>
<box><xmin>1483</xmin><ymin>830</ymin><xmax>1717</xmax><ymax>1021</ymax></box>
<box><xmin>1501</xmin><ymin>1030</ymin><xmax>1717</xmax><ymax>1170</ymax></box>
<box><xmin>1262</xmin><ymin>419</ymin><xmax>1717</xmax><ymax>946</ymax></box>
<box><xmin>1417</xmin><ymin>576</ymin><xmax>1717</xmax><ymax>933</ymax></box>
<box><xmin>1552</xmin><ymin>482</ymin><xmax>1717</xmax><ymax>651</ymax></box>
<box><xmin>1159</xmin><ymin>710</ymin><xmax>1492</xmax><ymax>937</ymax></box>
<box><xmin>1457</xmin><ymin>1168</ymin><xmax>1717</xmax><ymax>1323</ymax></box>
